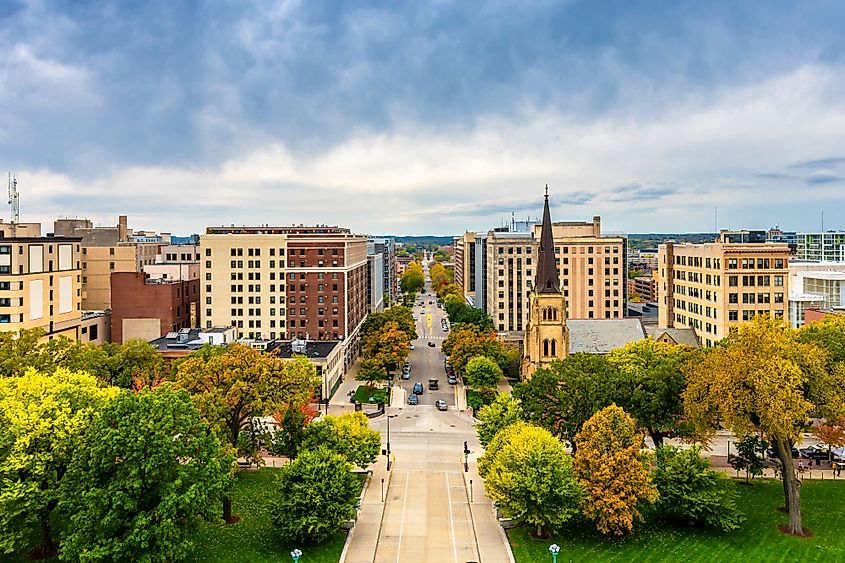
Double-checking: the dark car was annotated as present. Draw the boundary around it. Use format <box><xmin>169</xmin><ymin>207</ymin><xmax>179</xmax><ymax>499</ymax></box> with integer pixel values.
<box><xmin>427</xmin><ymin>341</ymin><xmax>436</xmax><ymax>348</ymax></box>
<box><xmin>767</xmin><ymin>446</ymin><xmax>800</xmax><ymax>459</ymax></box>
<box><xmin>799</xmin><ymin>445</ymin><xmax>832</xmax><ymax>461</ymax></box>
<box><xmin>428</xmin><ymin>379</ymin><xmax>439</xmax><ymax>390</ymax></box>
<box><xmin>407</xmin><ymin>394</ymin><xmax>419</xmax><ymax>405</ymax></box>
<box><xmin>412</xmin><ymin>382</ymin><xmax>424</xmax><ymax>395</ymax></box>
<box><xmin>435</xmin><ymin>400</ymin><xmax>448</xmax><ymax>411</ymax></box>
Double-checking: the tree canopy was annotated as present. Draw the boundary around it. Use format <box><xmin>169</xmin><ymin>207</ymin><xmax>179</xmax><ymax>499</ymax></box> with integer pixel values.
<box><xmin>464</xmin><ymin>355</ymin><xmax>503</xmax><ymax>390</ymax></box>
<box><xmin>476</xmin><ymin>393</ymin><xmax>524</xmax><ymax>448</ymax></box>
<box><xmin>302</xmin><ymin>412</ymin><xmax>381</xmax><ymax>468</ymax></box>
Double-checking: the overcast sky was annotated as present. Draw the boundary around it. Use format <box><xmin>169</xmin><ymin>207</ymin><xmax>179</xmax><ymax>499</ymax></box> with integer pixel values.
<box><xmin>4</xmin><ymin>1</ymin><xmax>845</xmax><ymax>236</ymax></box>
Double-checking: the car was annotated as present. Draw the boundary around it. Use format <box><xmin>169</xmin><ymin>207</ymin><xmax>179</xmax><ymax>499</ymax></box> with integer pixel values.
<box><xmin>767</xmin><ymin>446</ymin><xmax>800</xmax><ymax>459</ymax></box>
<box><xmin>428</xmin><ymin>341</ymin><xmax>436</xmax><ymax>347</ymax></box>
<box><xmin>428</xmin><ymin>378</ymin><xmax>439</xmax><ymax>390</ymax></box>
<box><xmin>410</xmin><ymin>343</ymin><xmax>415</xmax><ymax>350</ymax></box>
<box><xmin>435</xmin><ymin>400</ymin><xmax>448</xmax><ymax>411</ymax></box>
<box><xmin>443</xmin><ymin>326</ymin><xmax>449</xmax><ymax>332</ymax></box>
<box><xmin>421</xmin><ymin>308</ymin><xmax>426</xmax><ymax>314</ymax></box>
<box><xmin>404</xmin><ymin>361</ymin><xmax>411</xmax><ymax>368</ymax></box>
<box><xmin>407</xmin><ymin>394</ymin><xmax>419</xmax><ymax>405</ymax></box>
<box><xmin>413</xmin><ymin>314</ymin><xmax>419</xmax><ymax>321</ymax></box>
<box><xmin>412</xmin><ymin>382</ymin><xmax>424</xmax><ymax>395</ymax></box>
<box><xmin>447</xmin><ymin>376</ymin><xmax>457</xmax><ymax>385</ymax></box>
<box><xmin>429</xmin><ymin>300</ymin><xmax>433</xmax><ymax>304</ymax></box>
<box><xmin>401</xmin><ymin>371</ymin><xmax>411</xmax><ymax>380</ymax></box>
<box><xmin>799</xmin><ymin>444</ymin><xmax>833</xmax><ymax>461</ymax></box>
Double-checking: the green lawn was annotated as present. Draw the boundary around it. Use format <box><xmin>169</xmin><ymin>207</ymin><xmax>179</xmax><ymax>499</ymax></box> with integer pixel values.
<box><xmin>1</xmin><ymin>469</ymin><xmax>348</xmax><ymax>563</ymax></box>
<box><xmin>353</xmin><ymin>384</ymin><xmax>388</xmax><ymax>404</ymax></box>
<box><xmin>508</xmin><ymin>479</ymin><xmax>845</xmax><ymax>563</ymax></box>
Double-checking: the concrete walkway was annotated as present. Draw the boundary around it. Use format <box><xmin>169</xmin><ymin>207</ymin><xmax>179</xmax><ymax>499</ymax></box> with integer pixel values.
<box><xmin>463</xmin><ymin>460</ymin><xmax>515</xmax><ymax>563</ymax></box>
<box><xmin>341</xmin><ymin>455</ymin><xmax>393</xmax><ymax>563</ymax></box>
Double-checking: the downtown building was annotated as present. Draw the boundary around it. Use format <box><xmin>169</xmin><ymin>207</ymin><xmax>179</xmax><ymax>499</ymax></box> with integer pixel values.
<box><xmin>368</xmin><ymin>236</ymin><xmax>398</xmax><ymax>305</ymax></box>
<box><xmin>454</xmin><ymin>216</ymin><xmax>628</xmax><ymax>337</ymax></box>
<box><xmin>657</xmin><ymin>232</ymin><xmax>790</xmax><ymax>347</ymax></box>
<box><xmin>795</xmin><ymin>231</ymin><xmax>845</xmax><ymax>262</ymax></box>
<box><xmin>200</xmin><ymin>225</ymin><xmax>369</xmax><ymax>368</ymax></box>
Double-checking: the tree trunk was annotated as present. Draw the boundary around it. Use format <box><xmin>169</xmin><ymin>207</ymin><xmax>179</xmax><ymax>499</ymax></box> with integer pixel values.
<box><xmin>775</xmin><ymin>439</ymin><xmax>804</xmax><ymax>535</ymax></box>
<box><xmin>536</xmin><ymin>522</ymin><xmax>543</xmax><ymax>538</ymax></box>
<box><xmin>648</xmin><ymin>429</ymin><xmax>664</xmax><ymax>448</ymax></box>
<box><xmin>223</xmin><ymin>496</ymin><xmax>233</xmax><ymax>523</ymax></box>
<box><xmin>39</xmin><ymin>513</ymin><xmax>54</xmax><ymax>556</ymax></box>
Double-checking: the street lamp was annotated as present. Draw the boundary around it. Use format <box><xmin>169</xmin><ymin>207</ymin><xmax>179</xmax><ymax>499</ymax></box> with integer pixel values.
<box><xmin>386</xmin><ymin>414</ymin><xmax>398</xmax><ymax>470</ymax></box>
<box><xmin>291</xmin><ymin>548</ymin><xmax>302</xmax><ymax>563</ymax></box>
<box><xmin>549</xmin><ymin>544</ymin><xmax>560</xmax><ymax>563</ymax></box>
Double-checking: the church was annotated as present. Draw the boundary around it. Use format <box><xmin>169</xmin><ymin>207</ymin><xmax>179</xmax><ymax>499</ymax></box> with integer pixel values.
<box><xmin>521</xmin><ymin>186</ymin><xmax>697</xmax><ymax>378</ymax></box>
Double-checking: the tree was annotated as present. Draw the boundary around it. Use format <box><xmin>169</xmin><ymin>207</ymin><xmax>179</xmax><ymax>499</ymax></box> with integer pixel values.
<box><xmin>356</xmin><ymin>357</ymin><xmax>389</xmax><ymax>386</ymax></box>
<box><xmin>606</xmin><ymin>339</ymin><xmax>690</xmax><ymax>447</ymax></box>
<box><xmin>513</xmin><ymin>354</ymin><xmax>614</xmax><ymax>449</ymax></box>
<box><xmin>0</xmin><ymin>369</ymin><xmax>116</xmax><ymax>557</ymax></box>
<box><xmin>476</xmin><ymin>393</ymin><xmax>524</xmax><ymax>447</ymax></box>
<box><xmin>270</xmin><ymin>447</ymin><xmax>359</xmax><ymax>543</ymax></box>
<box><xmin>464</xmin><ymin>355</ymin><xmax>503</xmax><ymax>390</ymax></box>
<box><xmin>728</xmin><ymin>435</ymin><xmax>768</xmax><ymax>483</ymax></box>
<box><xmin>442</xmin><ymin>324</ymin><xmax>505</xmax><ymax>376</ymax></box>
<box><xmin>108</xmin><ymin>338</ymin><xmax>167</xmax><ymax>389</ymax></box>
<box><xmin>500</xmin><ymin>344</ymin><xmax>522</xmax><ymax>379</ymax></box>
<box><xmin>652</xmin><ymin>445</ymin><xmax>743</xmax><ymax>532</ymax></box>
<box><xmin>61</xmin><ymin>387</ymin><xmax>230</xmax><ymax>562</ymax></box>
<box><xmin>362</xmin><ymin>321</ymin><xmax>409</xmax><ymax>375</ymax></box>
<box><xmin>811</xmin><ymin>418</ymin><xmax>845</xmax><ymax>461</ymax></box>
<box><xmin>481</xmin><ymin>423</ymin><xmax>582</xmax><ymax>537</ymax></box>
<box><xmin>0</xmin><ymin>328</ymin><xmax>48</xmax><ymax>376</ymax></box>
<box><xmin>797</xmin><ymin>314</ymin><xmax>845</xmax><ymax>364</ymax></box>
<box><xmin>269</xmin><ymin>403</ymin><xmax>317</xmax><ymax>458</ymax></box>
<box><xmin>400</xmin><ymin>264</ymin><xmax>424</xmax><ymax>295</ymax></box>
<box><xmin>683</xmin><ymin>316</ymin><xmax>845</xmax><ymax>536</ymax></box>
<box><xmin>361</xmin><ymin>306</ymin><xmax>417</xmax><ymax>341</ymax></box>
<box><xmin>302</xmin><ymin>412</ymin><xmax>381</xmax><ymax>467</ymax></box>
<box><xmin>573</xmin><ymin>405</ymin><xmax>658</xmax><ymax>536</ymax></box>
<box><xmin>174</xmin><ymin>345</ymin><xmax>317</xmax><ymax>521</ymax></box>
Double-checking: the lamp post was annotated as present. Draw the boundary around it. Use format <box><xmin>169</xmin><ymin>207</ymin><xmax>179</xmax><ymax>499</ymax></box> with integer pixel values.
<box><xmin>291</xmin><ymin>548</ymin><xmax>302</xmax><ymax>563</ymax></box>
<box><xmin>549</xmin><ymin>544</ymin><xmax>560</xmax><ymax>563</ymax></box>
<box><xmin>386</xmin><ymin>414</ymin><xmax>398</xmax><ymax>470</ymax></box>
<box><xmin>323</xmin><ymin>369</ymin><xmax>328</xmax><ymax>415</ymax></box>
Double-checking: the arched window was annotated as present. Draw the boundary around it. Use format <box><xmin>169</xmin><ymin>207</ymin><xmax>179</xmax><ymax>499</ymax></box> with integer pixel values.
<box><xmin>552</xmin><ymin>308</ymin><xmax>557</xmax><ymax>321</ymax></box>
<box><xmin>542</xmin><ymin>308</ymin><xmax>547</xmax><ymax>321</ymax></box>
<box><xmin>543</xmin><ymin>339</ymin><xmax>549</xmax><ymax>356</ymax></box>
<box><xmin>551</xmin><ymin>339</ymin><xmax>557</xmax><ymax>356</ymax></box>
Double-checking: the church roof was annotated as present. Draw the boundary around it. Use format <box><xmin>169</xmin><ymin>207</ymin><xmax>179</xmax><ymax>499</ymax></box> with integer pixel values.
<box><xmin>567</xmin><ymin>319</ymin><xmax>646</xmax><ymax>354</ymax></box>
<box><xmin>644</xmin><ymin>327</ymin><xmax>701</xmax><ymax>347</ymax></box>
<box><xmin>535</xmin><ymin>186</ymin><xmax>561</xmax><ymax>294</ymax></box>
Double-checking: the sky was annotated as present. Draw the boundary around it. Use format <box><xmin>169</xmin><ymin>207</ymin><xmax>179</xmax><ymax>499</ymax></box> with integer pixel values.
<box><xmin>3</xmin><ymin>0</ymin><xmax>845</xmax><ymax>236</ymax></box>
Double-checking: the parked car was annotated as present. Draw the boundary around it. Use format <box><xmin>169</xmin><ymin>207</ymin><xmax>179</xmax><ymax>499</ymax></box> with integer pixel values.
<box><xmin>435</xmin><ymin>400</ymin><xmax>448</xmax><ymax>411</ymax></box>
<box><xmin>407</xmin><ymin>394</ymin><xmax>419</xmax><ymax>405</ymax></box>
<box><xmin>447</xmin><ymin>376</ymin><xmax>457</xmax><ymax>385</ymax></box>
<box><xmin>401</xmin><ymin>371</ymin><xmax>411</xmax><ymax>380</ymax></box>
<box><xmin>799</xmin><ymin>444</ymin><xmax>834</xmax><ymax>461</ymax></box>
<box><xmin>767</xmin><ymin>446</ymin><xmax>800</xmax><ymax>459</ymax></box>
<box><xmin>428</xmin><ymin>341</ymin><xmax>436</xmax><ymax>347</ymax></box>
<box><xmin>409</xmin><ymin>343</ymin><xmax>415</xmax><ymax>350</ymax></box>
<box><xmin>413</xmin><ymin>382</ymin><xmax>424</xmax><ymax>395</ymax></box>
<box><xmin>428</xmin><ymin>378</ymin><xmax>439</xmax><ymax>390</ymax></box>
<box><xmin>404</xmin><ymin>361</ymin><xmax>411</xmax><ymax>369</ymax></box>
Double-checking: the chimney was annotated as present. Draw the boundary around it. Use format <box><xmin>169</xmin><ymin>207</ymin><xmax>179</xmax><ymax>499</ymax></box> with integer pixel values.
<box><xmin>592</xmin><ymin>216</ymin><xmax>601</xmax><ymax>237</ymax></box>
<box><xmin>118</xmin><ymin>215</ymin><xmax>128</xmax><ymax>242</ymax></box>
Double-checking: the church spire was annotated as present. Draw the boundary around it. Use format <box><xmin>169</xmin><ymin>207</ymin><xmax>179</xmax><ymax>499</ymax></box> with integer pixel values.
<box><xmin>535</xmin><ymin>184</ymin><xmax>561</xmax><ymax>294</ymax></box>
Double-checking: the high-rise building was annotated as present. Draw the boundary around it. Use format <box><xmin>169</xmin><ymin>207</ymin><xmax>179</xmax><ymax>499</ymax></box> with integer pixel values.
<box><xmin>200</xmin><ymin>226</ymin><xmax>368</xmax><ymax>367</ymax></box>
<box><xmin>657</xmin><ymin>235</ymin><xmax>790</xmax><ymax>347</ymax></box>
<box><xmin>367</xmin><ymin>250</ymin><xmax>385</xmax><ymax>313</ymax></box>
<box><xmin>110</xmin><ymin>272</ymin><xmax>199</xmax><ymax>343</ymax></box>
<box><xmin>787</xmin><ymin>261</ymin><xmax>845</xmax><ymax>327</ymax></box>
<box><xmin>54</xmin><ymin>216</ymin><xmax>166</xmax><ymax>310</ymax></box>
<box><xmin>795</xmin><ymin>231</ymin><xmax>845</xmax><ymax>262</ymax></box>
<box><xmin>368</xmin><ymin>237</ymin><xmax>398</xmax><ymax>305</ymax></box>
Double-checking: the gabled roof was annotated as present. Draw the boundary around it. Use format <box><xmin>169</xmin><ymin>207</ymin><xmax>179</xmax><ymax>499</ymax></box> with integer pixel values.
<box><xmin>567</xmin><ymin>319</ymin><xmax>646</xmax><ymax>354</ymax></box>
<box><xmin>644</xmin><ymin>327</ymin><xmax>700</xmax><ymax>348</ymax></box>
<box><xmin>534</xmin><ymin>185</ymin><xmax>561</xmax><ymax>294</ymax></box>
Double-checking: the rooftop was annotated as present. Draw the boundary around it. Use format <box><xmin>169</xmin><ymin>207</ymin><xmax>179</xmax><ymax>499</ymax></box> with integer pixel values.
<box><xmin>266</xmin><ymin>339</ymin><xmax>340</xmax><ymax>359</ymax></box>
<box><xmin>567</xmin><ymin>319</ymin><xmax>646</xmax><ymax>354</ymax></box>
<box><xmin>205</xmin><ymin>225</ymin><xmax>356</xmax><ymax>236</ymax></box>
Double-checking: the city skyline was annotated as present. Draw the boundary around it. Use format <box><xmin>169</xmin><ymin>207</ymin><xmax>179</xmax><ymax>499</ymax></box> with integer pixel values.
<box><xmin>4</xmin><ymin>1</ymin><xmax>845</xmax><ymax>235</ymax></box>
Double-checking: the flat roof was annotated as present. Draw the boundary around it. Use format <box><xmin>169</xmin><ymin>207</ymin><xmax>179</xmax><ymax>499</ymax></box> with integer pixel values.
<box><xmin>799</xmin><ymin>271</ymin><xmax>845</xmax><ymax>281</ymax></box>
<box><xmin>267</xmin><ymin>340</ymin><xmax>340</xmax><ymax>359</ymax></box>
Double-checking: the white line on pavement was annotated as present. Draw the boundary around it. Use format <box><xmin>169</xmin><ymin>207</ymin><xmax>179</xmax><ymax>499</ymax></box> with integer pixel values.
<box><xmin>446</xmin><ymin>472</ymin><xmax>458</xmax><ymax>563</ymax></box>
<box><xmin>395</xmin><ymin>472</ymin><xmax>409</xmax><ymax>563</ymax></box>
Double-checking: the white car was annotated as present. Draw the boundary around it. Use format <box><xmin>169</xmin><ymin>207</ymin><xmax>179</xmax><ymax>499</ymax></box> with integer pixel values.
<box><xmin>410</xmin><ymin>343</ymin><xmax>415</xmax><ymax>350</ymax></box>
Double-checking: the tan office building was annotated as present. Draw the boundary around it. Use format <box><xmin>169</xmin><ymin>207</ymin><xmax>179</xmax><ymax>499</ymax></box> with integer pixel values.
<box><xmin>0</xmin><ymin>235</ymin><xmax>85</xmax><ymax>338</ymax></box>
<box><xmin>200</xmin><ymin>226</ymin><xmax>369</xmax><ymax>367</ymax></box>
<box><xmin>657</xmin><ymin>238</ymin><xmax>790</xmax><ymax>347</ymax></box>
<box><xmin>55</xmin><ymin>216</ymin><xmax>163</xmax><ymax>310</ymax></box>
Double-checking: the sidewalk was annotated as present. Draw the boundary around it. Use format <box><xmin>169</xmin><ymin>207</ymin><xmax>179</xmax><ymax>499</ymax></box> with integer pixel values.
<box><xmin>340</xmin><ymin>455</ymin><xmax>392</xmax><ymax>563</ymax></box>
<box><xmin>462</xmin><ymin>458</ymin><xmax>515</xmax><ymax>563</ymax></box>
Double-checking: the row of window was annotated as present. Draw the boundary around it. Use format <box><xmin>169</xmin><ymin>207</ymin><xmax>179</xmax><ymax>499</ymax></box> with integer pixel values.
<box><xmin>223</xmin><ymin>247</ymin><xmax>341</xmax><ymax>257</ymax></box>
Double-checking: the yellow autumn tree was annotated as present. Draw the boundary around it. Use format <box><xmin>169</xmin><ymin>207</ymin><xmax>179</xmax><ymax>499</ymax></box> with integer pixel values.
<box><xmin>573</xmin><ymin>404</ymin><xmax>658</xmax><ymax>536</ymax></box>
<box><xmin>683</xmin><ymin>315</ymin><xmax>845</xmax><ymax>536</ymax></box>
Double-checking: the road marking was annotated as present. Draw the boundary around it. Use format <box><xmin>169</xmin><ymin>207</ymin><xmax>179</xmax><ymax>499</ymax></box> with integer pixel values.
<box><xmin>446</xmin><ymin>472</ymin><xmax>458</xmax><ymax>563</ymax></box>
<box><xmin>395</xmin><ymin>472</ymin><xmax>410</xmax><ymax>563</ymax></box>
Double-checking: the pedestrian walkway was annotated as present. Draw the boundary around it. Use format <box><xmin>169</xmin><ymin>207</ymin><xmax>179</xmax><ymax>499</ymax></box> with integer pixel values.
<box><xmin>331</xmin><ymin>359</ymin><xmax>364</xmax><ymax>408</ymax></box>
<box><xmin>341</xmin><ymin>456</ymin><xmax>392</xmax><ymax>563</ymax></box>
<box><xmin>463</xmin><ymin>459</ymin><xmax>515</xmax><ymax>563</ymax></box>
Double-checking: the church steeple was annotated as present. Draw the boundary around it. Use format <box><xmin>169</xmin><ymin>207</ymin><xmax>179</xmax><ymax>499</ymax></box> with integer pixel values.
<box><xmin>534</xmin><ymin>184</ymin><xmax>560</xmax><ymax>294</ymax></box>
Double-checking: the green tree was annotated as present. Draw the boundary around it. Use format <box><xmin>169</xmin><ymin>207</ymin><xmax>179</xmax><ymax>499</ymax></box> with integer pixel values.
<box><xmin>652</xmin><ymin>445</ymin><xmax>743</xmax><ymax>532</ymax></box>
<box><xmin>174</xmin><ymin>345</ymin><xmax>317</xmax><ymax>521</ymax></box>
<box><xmin>362</xmin><ymin>321</ymin><xmax>410</xmax><ymax>375</ymax></box>
<box><xmin>0</xmin><ymin>328</ymin><xmax>48</xmax><ymax>376</ymax></box>
<box><xmin>271</xmin><ymin>447</ymin><xmax>359</xmax><ymax>543</ymax></box>
<box><xmin>400</xmin><ymin>265</ymin><xmax>424</xmax><ymax>294</ymax></box>
<box><xmin>513</xmin><ymin>354</ymin><xmax>614</xmax><ymax>449</ymax></box>
<box><xmin>0</xmin><ymin>369</ymin><xmax>116</xmax><ymax>557</ymax></box>
<box><xmin>500</xmin><ymin>344</ymin><xmax>522</xmax><ymax>379</ymax></box>
<box><xmin>356</xmin><ymin>357</ymin><xmax>390</xmax><ymax>386</ymax></box>
<box><xmin>683</xmin><ymin>316</ymin><xmax>845</xmax><ymax>535</ymax></box>
<box><xmin>606</xmin><ymin>339</ymin><xmax>690</xmax><ymax>447</ymax></box>
<box><xmin>268</xmin><ymin>404</ymin><xmax>311</xmax><ymax>458</ymax></box>
<box><xmin>464</xmin><ymin>355</ymin><xmax>503</xmax><ymax>390</ymax></box>
<box><xmin>61</xmin><ymin>386</ymin><xmax>230</xmax><ymax>562</ymax></box>
<box><xmin>482</xmin><ymin>423</ymin><xmax>582</xmax><ymax>537</ymax></box>
<box><xmin>728</xmin><ymin>435</ymin><xmax>768</xmax><ymax>483</ymax></box>
<box><xmin>574</xmin><ymin>404</ymin><xmax>658</xmax><ymax>536</ymax></box>
<box><xmin>302</xmin><ymin>412</ymin><xmax>381</xmax><ymax>467</ymax></box>
<box><xmin>476</xmin><ymin>393</ymin><xmax>524</xmax><ymax>447</ymax></box>
<box><xmin>109</xmin><ymin>338</ymin><xmax>166</xmax><ymax>389</ymax></box>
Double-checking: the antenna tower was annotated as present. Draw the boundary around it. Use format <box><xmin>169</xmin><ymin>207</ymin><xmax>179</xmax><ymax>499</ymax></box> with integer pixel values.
<box><xmin>7</xmin><ymin>173</ymin><xmax>19</xmax><ymax>236</ymax></box>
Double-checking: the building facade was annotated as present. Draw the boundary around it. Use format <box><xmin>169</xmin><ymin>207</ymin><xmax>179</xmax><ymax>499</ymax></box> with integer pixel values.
<box><xmin>200</xmin><ymin>226</ymin><xmax>368</xmax><ymax>367</ymax></box>
<box><xmin>110</xmin><ymin>272</ymin><xmax>200</xmax><ymax>343</ymax></box>
<box><xmin>368</xmin><ymin>237</ymin><xmax>397</xmax><ymax>305</ymax></box>
<box><xmin>367</xmin><ymin>250</ymin><xmax>385</xmax><ymax>313</ymax></box>
<box><xmin>796</xmin><ymin>231</ymin><xmax>845</xmax><ymax>262</ymax></box>
<box><xmin>657</xmin><ymin>237</ymin><xmax>790</xmax><ymax>347</ymax></box>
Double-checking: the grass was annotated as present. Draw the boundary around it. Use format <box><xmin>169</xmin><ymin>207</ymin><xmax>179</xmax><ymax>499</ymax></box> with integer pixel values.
<box><xmin>353</xmin><ymin>384</ymin><xmax>387</xmax><ymax>405</ymax></box>
<box><xmin>508</xmin><ymin>479</ymin><xmax>845</xmax><ymax>562</ymax></box>
<box><xmin>1</xmin><ymin>468</ymin><xmax>348</xmax><ymax>563</ymax></box>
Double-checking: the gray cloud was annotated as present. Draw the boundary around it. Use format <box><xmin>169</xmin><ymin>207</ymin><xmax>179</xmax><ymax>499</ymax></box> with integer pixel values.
<box><xmin>755</xmin><ymin>172</ymin><xmax>793</xmax><ymax>180</ymax></box>
<box><xmin>605</xmin><ymin>183</ymin><xmax>681</xmax><ymax>202</ymax></box>
<box><xmin>790</xmin><ymin>157</ymin><xmax>845</xmax><ymax>169</ymax></box>
<box><xmin>805</xmin><ymin>173</ymin><xmax>844</xmax><ymax>185</ymax></box>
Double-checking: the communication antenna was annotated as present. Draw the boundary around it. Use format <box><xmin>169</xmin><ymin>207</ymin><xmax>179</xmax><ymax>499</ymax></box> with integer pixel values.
<box><xmin>7</xmin><ymin>173</ymin><xmax>19</xmax><ymax>236</ymax></box>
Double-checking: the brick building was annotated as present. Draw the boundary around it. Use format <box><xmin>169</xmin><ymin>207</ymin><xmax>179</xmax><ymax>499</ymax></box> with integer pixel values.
<box><xmin>110</xmin><ymin>272</ymin><xmax>199</xmax><ymax>343</ymax></box>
